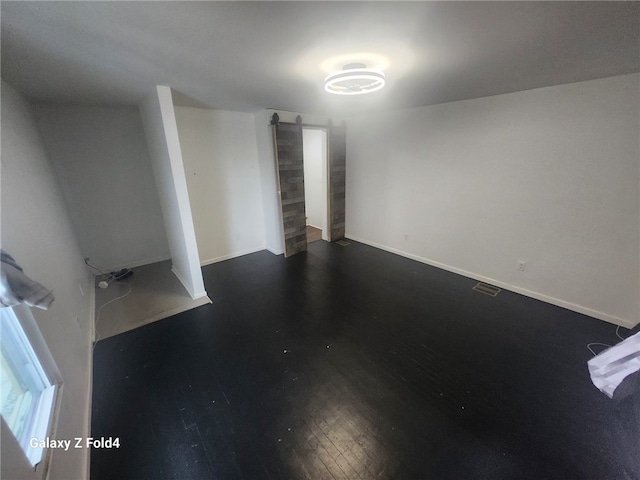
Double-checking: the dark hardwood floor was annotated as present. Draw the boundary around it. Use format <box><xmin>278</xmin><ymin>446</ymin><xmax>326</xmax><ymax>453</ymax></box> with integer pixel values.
<box><xmin>91</xmin><ymin>240</ymin><xmax>640</xmax><ymax>479</ymax></box>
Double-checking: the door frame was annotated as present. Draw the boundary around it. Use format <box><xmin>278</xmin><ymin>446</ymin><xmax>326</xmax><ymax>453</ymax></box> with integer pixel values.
<box><xmin>302</xmin><ymin>126</ymin><xmax>329</xmax><ymax>242</ymax></box>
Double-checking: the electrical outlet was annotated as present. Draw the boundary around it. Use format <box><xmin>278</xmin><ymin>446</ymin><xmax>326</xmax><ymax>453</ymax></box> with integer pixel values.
<box><xmin>517</xmin><ymin>260</ymin><xmax>526</xmax><ymax>271</ymax></box>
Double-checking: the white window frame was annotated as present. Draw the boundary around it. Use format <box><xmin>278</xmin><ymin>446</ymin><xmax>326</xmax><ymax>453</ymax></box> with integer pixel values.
<box><xmin>1</xmin><ymin>304</ymin><xmax>63</xmax><ymax>472</ymax></box>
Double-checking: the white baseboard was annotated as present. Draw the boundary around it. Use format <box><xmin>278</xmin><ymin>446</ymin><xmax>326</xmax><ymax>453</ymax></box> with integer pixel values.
<box><xmin>105</xmin><ymin>254</ymin><xmax>171</xmax><ymax>272</ymax></box>
<box><xmin>347</xmin><ymin>235</ymin><xmax>637</xmax><ymax>329</ymax></box>
<box><xmin>191</xmin><ymin>291</ymin><xmax>209</xmax><ymax>300</ymax></box>
<box><xmin>170</xmin><ymin>266</ymin><xmax>207</xmax><ymax>300</ymax></box>
<box><xmin>266</xmin><ymin>246</ymin><xmax>284</xmax><ymax>256</ymax></box>
<box><xmin>200</xmin><ymin>246</ymin><xmax>268</xmax><ymax>266</ymax></box>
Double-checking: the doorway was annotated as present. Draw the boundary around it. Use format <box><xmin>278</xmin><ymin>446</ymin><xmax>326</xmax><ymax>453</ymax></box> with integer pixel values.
<box><xmin>302</xmin><ymin>128</ymin><xmax>328</xmax><ymax>244</ymax></box>
<box><xmin>271</xmin><ymin>115</ymin><xmax>346</xmax><ymax>258</ymax></box>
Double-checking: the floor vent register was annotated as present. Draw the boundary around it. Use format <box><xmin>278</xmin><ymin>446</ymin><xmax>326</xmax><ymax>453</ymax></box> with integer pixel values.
<box><xmin>472</xmin><ymin>282</ymin><xmax>501</xmax><ymax>297</ymax></box>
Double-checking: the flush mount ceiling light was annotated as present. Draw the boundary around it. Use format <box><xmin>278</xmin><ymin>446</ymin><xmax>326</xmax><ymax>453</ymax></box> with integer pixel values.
<box><xmin>324</xmin><ymin>63</ymin><xmax>386</xmax><ymax>95</ymax></box>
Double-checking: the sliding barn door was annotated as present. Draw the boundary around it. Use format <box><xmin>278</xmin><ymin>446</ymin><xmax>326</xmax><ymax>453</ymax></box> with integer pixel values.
<box><xmin>328</xmin><ymin>126</ymin><xmax>346</xmax><ymax>241</ymax></box>
<box><xmin>273</xmin><ymin>122</ymin><xmax>308</xmax><ymax>257</ymax></box>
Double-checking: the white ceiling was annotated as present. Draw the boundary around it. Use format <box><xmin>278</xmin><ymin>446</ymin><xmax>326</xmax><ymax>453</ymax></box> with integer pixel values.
<box><xmin>2</xmin><ymin>1</ymin><xmax>639</xmax><ymax>115</ymax></box>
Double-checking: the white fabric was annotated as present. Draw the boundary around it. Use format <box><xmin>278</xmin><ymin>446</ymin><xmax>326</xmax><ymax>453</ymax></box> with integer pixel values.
<box><xmin>588</xmin><ymin>331</ymin><xmax>640</xmax><ymax>398</ymax></box>
<box><xmin>0</xmin><ymin>250</ymin><xmax>54</xmax><ymax>310</ymax></box>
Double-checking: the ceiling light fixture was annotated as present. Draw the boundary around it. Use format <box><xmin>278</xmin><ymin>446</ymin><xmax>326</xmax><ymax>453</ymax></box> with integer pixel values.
<box><xmin>324</xmin><ymin>63</ymin><xmax>385</xmax><ymax>96</ymax></box>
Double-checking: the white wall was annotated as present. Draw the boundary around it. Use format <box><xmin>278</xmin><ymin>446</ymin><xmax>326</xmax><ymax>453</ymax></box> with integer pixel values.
<box><xmin>174</xmin><ymin>107</ymin><xmax>266</xmax><ymax>264</ymax></box>
<box><xmin>254</xmin><ymin>110</ymin><xmax>285</xmax><ymax>255</ymax></box>
<box><xmin>1</xmin><ymin>81</ymin><xmax>93</xmax><ymax>479</ymax></box>
<box><xmin>303</xmin><ymin>128</ymin><xmax>327</xmax><ymax>234</ymax></box>
<box><xmin>32</xmin><ymin>105</ymin><xmax>170</xmax><ymax>271</ymax></box>
<box><xmin>139</xmin><ymin>86</ymin><xmax>206</xmax><ymax>299</ymax></box>
<box><xmin>346</xmin><ymin>74</ymin><xmax>640</xmax><ymax>327</ymax></box>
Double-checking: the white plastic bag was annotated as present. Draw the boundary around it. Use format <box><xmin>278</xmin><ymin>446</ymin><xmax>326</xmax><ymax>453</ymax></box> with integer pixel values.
<box><xmin>588</xmin><ymin>331</ymin><xmax>640</xmax><ymax>399</ymax></box>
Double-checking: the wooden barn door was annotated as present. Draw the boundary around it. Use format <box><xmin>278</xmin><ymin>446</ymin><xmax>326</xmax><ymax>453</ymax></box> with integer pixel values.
<box><xmin>273</xmin><ymin>121</ymin><xmax>308</xmax><ymax>257</ymax></box>
<box><xmin>328</xmin><ymin>126</ymin><xmax>346</xmax><ymax>241</ymax></box>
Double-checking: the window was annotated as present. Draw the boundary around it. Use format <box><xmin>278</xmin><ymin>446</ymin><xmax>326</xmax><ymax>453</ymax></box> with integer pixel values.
<box><xmin>0</xmin><ymin>306</ymin><xmax>60</xmax><ymax>467</ymax></box>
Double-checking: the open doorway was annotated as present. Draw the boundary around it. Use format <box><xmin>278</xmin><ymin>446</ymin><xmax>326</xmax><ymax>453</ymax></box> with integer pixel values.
<box><xmin>272</xmin><ymin>114</ymin><xmax>345</xmax><ymax>257</ymax></box>
<box><xmin>302</xmin><ymin>128</ymin><xmax>328</xmax><ymax>244</ymax></box>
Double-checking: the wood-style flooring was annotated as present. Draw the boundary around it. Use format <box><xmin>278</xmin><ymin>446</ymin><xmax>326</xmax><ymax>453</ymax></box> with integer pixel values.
<box><xmin>91</xmin><ymin>240</ymin><xmax>640</xmax><ymax>479</ymax></box>
<box><xmin>306</xmin><ymin>225</ymin><xmax>322</xmax><ymax>244</ymax></box>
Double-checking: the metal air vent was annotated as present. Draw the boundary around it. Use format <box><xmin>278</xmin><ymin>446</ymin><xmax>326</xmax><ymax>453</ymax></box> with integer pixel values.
<box><xmin>472</xmin><ymin>282</ymin><xmax>501</xmax><ymax>297</ymax></box>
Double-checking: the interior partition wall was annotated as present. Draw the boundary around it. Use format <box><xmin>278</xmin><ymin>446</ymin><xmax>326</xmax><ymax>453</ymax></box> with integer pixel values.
<box><xmin>139</xmin><ymin>86</ymin><xmax>206</xmax><ymax>299</ymax></box>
